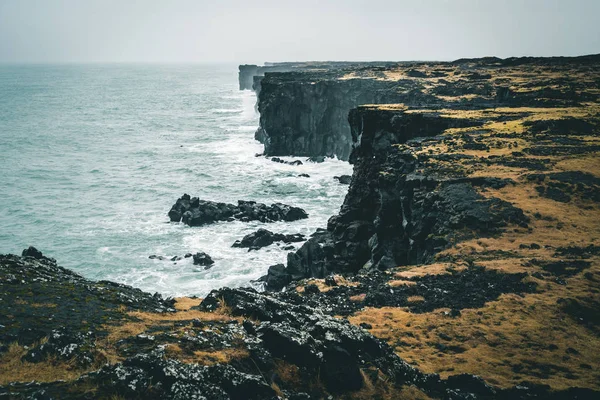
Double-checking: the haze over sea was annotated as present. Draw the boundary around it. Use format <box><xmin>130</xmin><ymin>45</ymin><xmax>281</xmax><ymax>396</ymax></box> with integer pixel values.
<box><xmin>0</xmin><ymin>64</ymin><xmax>351</xmax><ymax>297</ymax></box>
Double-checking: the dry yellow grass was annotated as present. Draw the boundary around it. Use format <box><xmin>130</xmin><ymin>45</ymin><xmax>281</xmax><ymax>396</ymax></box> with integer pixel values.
<box><xmin>556</xmin><ymin>152</ymin><xmax>600</xmax><ymax>177</ymax></box>
<box><xmin>349</xmin><ymin>282</ymin><xmax>600</xmax><ymax>391</ymax></box>
<box><xmin>296</xmin><ymin>275</ymin><xmax>359</xmax><ymax>293</ymax></box>
<box><xmin>0</xmin><ymin>342</ymin><xmax>92</xmax><ymax>385</ymax></box>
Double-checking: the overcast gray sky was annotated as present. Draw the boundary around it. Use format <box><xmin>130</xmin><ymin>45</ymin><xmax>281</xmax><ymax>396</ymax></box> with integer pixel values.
<box><xmin>0</xmin><ymin>0</ymin><xmax>598</xmax><ymax>63</ymax></box>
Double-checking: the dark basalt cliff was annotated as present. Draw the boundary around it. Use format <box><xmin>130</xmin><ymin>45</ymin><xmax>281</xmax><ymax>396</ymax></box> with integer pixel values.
<box><xmin>259</xmin><ymin>56</ymin><xmax>600</xmax><ymax>394</ymax></box>
<box><xmin>275</xmin><ymin>107</ymin><xmax>529</xmax><ymax>283</ymax></box>
<box><xmin>255</xmin><ymin>72</ymin><xmax>409</xmax><ymax>160</ymax></box>
<box><xmin>239</xmin><ymin>61</ymin><xmax>399</xmax><ymax>91</ymax></box>
<box><xmin>254</xmin><ymin>55</ymin><xmax>600</xmax><ymax>160</ymax></box>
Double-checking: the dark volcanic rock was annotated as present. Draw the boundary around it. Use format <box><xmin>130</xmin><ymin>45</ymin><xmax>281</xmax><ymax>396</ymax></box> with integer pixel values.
<box><xmin>554</xmin><ymin>244</ymin><xmax>600</xmax><ymax>259</ymax></box>
<box><xmin>270</xmin><ymin>156</ymin><xmax>303</xmax><ymax>165</ymax></box>
<box><xmin>168</xmin><ymin>194</ymin><xmax>308</xmax><ymax>226</ymax></box>
<box><xmin>363</xmin><ymin>265</ymin><xmax>537</xmax><ymax>313</ymax></box>
<box><xmin>0</xmin><ymin>251</ymin><xmax>175</xmax><ymax>346</ymax></box>
<box><xmin>198</xmin><ymin>287</ymin><xmax>441</xmax><ymax>394</ymax></box>
<box><xmin>529</xmin><ymin>259</ymin><xmax>592</xmax><ymax>277</ymax></box>
<box><xmin>23</xmin><ymin>328</ymin><xmax>96</xmax><ymax>368</ymax></box>
<box><xmin>280</xmin><ymin>108</ymin><xmax>529</xmax><ymax>281</ymax></box>
<box><xmin>21</xmin><ymin>246</ymin><xmax>56</xmax><ymax>264</ymax></box>
<box><xmin>334</xmin><ymin>175</ymin><xmax>352</xmax><ymax>184</ymax></box>
<box><xmin>256</xmin><ymin>72</ymin><xmax>413</xmax><ymax>160</ymax></box>
<box><xmin>192</xmin><ymin>251</ymin><xmax>214</xmax><ymax>268</ymax></box>
<box><xmin>264</xmin><ymin>263</ymin><xmax>291</xmax><ymax>291</ymax></box>
<box><xmin>528</xmin><ymin>171</ymin><xmax>600</xmax><ymax>203</ymax></box>
<box><xmin>232</xmin><ymin>229</ymin><xmax>305</xmax><ymax>251</ymax></box>
<box><xmin>277</xmin><ymin>266</ymin><xmax>536</xmax><ymax>317</ymax></box>
<box><xmin>1</xmin><ymin>249</ymin><xmax>598</xmax><ymax>399</ymax></box>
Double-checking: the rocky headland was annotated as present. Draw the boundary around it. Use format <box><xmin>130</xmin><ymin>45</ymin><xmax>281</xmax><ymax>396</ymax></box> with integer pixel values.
<box><xmin>2</xmin><ymin>55</ymin><xmax>600</xmax><ymax>399</ymax></box>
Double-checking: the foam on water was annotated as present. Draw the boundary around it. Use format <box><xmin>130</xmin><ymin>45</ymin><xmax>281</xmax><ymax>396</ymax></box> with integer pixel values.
<box><xmin>0</xmin><ymin>65</ymin><xmax>352</xmax><ymax>297</ymax></box>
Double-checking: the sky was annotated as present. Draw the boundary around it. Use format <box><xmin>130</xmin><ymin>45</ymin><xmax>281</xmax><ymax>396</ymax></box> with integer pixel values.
<box><xmin>0</xmin><ymin>0</ymin><xmax>598</xmax><ymax>63</ymax></box>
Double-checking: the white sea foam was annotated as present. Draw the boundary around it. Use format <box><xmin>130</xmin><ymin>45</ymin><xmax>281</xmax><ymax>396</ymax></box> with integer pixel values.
<box><xmin>0</xmin><ymin>64</ymin><xmax>352</xmax><ymax>297</ymax></box>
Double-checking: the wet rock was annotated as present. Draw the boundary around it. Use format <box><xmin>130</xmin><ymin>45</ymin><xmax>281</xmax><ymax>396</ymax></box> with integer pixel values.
<box><xmin>232</xmin><ymin>229</ymin><xmax>305</xmax><ymax>251</ymax></box>
<box><xmin>298</xmin><ymin>173</ymin><xmax>310</xmax><ymax>178</ymax></box>
<box><xmin>270</xmin><ymin>157</ymin><xmax>303</xmax><ymax>165</ymax></box>
<box><xmin>21</xmin><ymin>246</ymin><xmax>56</xmax><ymax>265</ymax></box>
<box><xmin>334</xmin><ymin>175</ymin><xmax>352</xmax><ymax>184</ymax></box>
<box><xmin>264</xmin><ymin>264</ymin><xmax>291</xmax><ymax>291</ymax></box>
<box><xmin>306</xmin><ymin>156</ymin><xmax>326</xmax><ymax>163</ymax></box>
<box><xmin>192</xmin><ymin>251</ymin><xmax>214</xmax><ymax>268</ymax></box>
<box><xmin>168</xmin><ymin>195</ymin><xmax>308</xmax><ymax>226</ymax></box>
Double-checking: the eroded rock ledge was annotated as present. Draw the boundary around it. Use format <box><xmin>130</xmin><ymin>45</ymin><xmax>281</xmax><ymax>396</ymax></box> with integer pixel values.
<box><xmin>2</xmin><ymin>250</ymin><xmax>597</xmax><ymax>399</ymax></box>
<box><xmin>254</xmin><ymin>55</ymin><xmax>600</xmax><ymax>160</ymax></box>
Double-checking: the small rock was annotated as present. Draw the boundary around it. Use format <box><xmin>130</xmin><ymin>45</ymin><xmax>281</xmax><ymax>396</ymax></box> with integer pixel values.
<box><xmin>193</xmin><ymin>252</ymin><xmax>214</xmax><ymax>267</ymax></box>
<box><xmin>324</xmin><ymin>275</ymin><xmax>337</xmax><ymax>286</ymax></box>
<box><xmin>306</xmin><ymin>156</ymin><xmax>325</xmax><ymax>163</ymax></box>
<box><xmin>334</xmin><ymin>175</ymin><xmax>352</xmax><ymax>185</ymax></box>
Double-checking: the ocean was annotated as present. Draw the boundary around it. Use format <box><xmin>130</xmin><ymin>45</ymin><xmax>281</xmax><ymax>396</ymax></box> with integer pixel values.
<box><xmin>0</xmin><ymin>64</ymin><xmax>351</xmax><ymax>297</ymax></box>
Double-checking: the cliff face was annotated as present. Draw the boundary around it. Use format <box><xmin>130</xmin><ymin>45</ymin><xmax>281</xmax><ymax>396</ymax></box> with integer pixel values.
<box><xmin>254</xmin><ymin>55</ymin><xmax>600</xmax><ymax>160</ymax></box>
<box><xmin>238</xmin><ymin>64</ymin><xmax>259</xmax><ymax>90</ymax></box>
<box><xmin>282</xmin><ymin>107</ymin><xmax>529</xmax><ymax>280</ymax></box>
<box><xmin>256</xmin><ymin>73</ymin><xmax>419</xmax><ymax>160</ymax></box>
<box><xmin>262</xmin><ymin>59</ymin><xmax>600</xmax><ymax>390</ymax></box>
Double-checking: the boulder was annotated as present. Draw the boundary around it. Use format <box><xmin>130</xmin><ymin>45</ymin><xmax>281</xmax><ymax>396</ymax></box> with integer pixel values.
<box><xmin>265</xmin><ymin>264</ymin><xmax>291</xmax><ymax>291</ymax></box>
<box><xmin>232</xmin><ymin>229</ymin><xmax>305</xmax><ymax>251</ymax></box>
<box><xmin>334</xmin><ymin>175</ymin><xmax>352</xmax><ymax>184</ymax></box>
<box><xmin>193</xmin><ymin>252</ymin><xmax>214</xmax><ymax>268</ymax></box>
<box><xmin>168</xmin><ymin>195</ymin><xmax>308</xmax><ymax>226</ymax></box>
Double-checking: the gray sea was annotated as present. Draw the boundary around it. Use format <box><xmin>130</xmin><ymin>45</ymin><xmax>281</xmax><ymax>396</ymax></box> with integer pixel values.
<box><xmin>0</xmin><ymin>64</ymin><xmax>351</xmax><ymax>297</ymax></box>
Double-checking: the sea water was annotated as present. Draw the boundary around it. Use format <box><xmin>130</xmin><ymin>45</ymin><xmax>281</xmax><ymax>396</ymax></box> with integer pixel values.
<box><xmin>0</xmin><ymin>64</ymin><xmax>352</xmax><ymax>297</ymax></box>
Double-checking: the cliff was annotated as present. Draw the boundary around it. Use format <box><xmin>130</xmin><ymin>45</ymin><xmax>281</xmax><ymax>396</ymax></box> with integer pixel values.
<box><xmin>261</xmin><ymin>59</ymin><xmax>600</xmax><ymax>391</ymax></box>
<box><xmin>2</xmin><ymin>56</ymin><xmax>600</xmax><ymax>399</ymax></box>
<box><xmin>239</xmin><ymin>61</ymin><xmax>400</xmax><ymax>91</ymax></box>
<box><xmin>254</xmin><ymin>55</ymin><xmax>600</xmax><ymax>160</ymax></box>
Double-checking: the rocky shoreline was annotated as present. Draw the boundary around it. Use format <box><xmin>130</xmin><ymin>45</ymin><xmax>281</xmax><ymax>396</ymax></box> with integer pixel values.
<box><xmin>2</xmin><ymin>55</ymin><xmax>600</xmax><ymax>398</ymax></box>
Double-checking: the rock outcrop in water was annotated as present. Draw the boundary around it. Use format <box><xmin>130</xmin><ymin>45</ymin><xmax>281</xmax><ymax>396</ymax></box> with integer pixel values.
<box><xmin>168</xmin><ymin>194</ymin><xmax>308</xmax><ymax>226</ymax></box>
<box><xmin>232</xmin><ymin>228</ymin><xmax>305</xmax><ymax>251</ymax></box>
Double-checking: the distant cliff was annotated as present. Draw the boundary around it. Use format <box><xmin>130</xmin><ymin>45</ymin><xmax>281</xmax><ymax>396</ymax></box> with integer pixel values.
<box><xmin>255</xmin><ymin>71</ymin><xmax>427</xmax><ymax>160</ymax></box>
<box><xmin>252</xmin><ymin>55</ymin><xmax>599</xmax><ymax>160</ymax></box>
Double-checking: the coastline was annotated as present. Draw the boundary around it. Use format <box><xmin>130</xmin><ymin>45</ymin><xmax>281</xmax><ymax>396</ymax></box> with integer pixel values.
<box><xmin>2</xmin><ymin>55</ymin><xmax>600</xmax><ymax>399</ymax></box>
